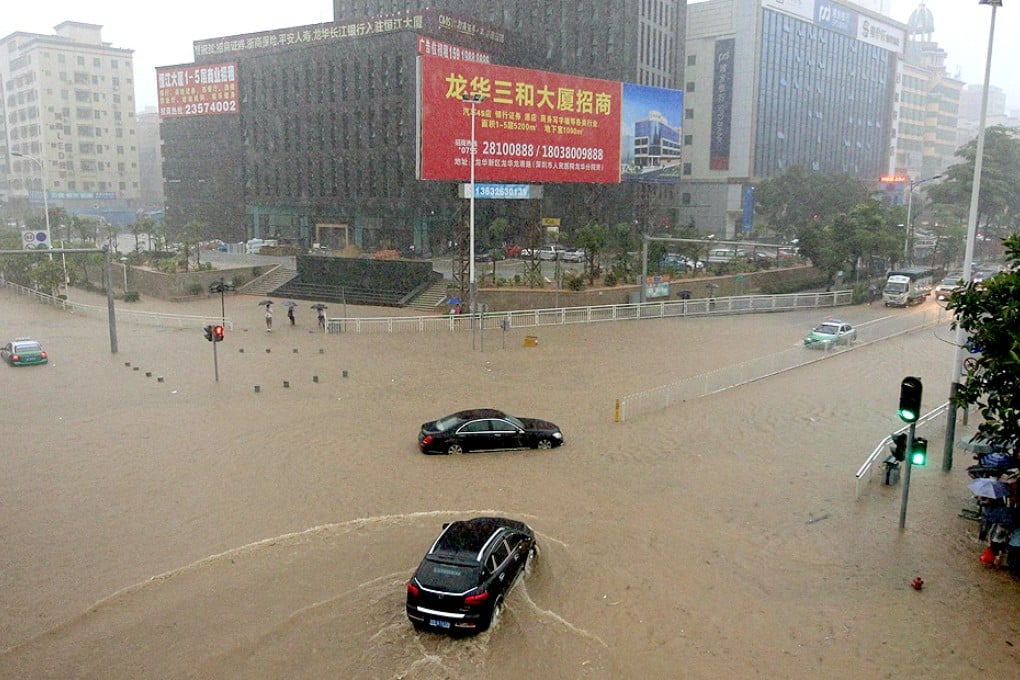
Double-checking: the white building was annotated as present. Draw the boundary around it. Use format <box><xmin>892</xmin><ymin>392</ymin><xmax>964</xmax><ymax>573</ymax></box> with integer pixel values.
<box><xmin>0</xmin><ymin>22</ymin><xmax>142</xmax><ymax>224</ymax></box>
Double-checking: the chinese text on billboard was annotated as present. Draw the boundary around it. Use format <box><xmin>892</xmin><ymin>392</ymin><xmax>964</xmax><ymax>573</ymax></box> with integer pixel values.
<box><xmin>156</xmin><ymin>62</ymin><xmax>239</xmax><ymax>118</ymax></box>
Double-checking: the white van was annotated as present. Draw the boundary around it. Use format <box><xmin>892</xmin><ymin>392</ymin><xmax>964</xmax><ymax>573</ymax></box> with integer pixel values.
<box><xmin>706</xmin><ymin>247</ymin><xmax>746</xmax><ymax>263</ymax></box>
<box><xmin>245</xmin><ymin>238</ymin><xmax>264</xmax><ymax>254</ymax></box>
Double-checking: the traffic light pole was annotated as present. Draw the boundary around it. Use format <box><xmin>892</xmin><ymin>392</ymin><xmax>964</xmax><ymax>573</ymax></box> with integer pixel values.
<box><xmin>898</xmin><ymin>423</ymin><xmax>916</xmax><ymax>529</ymax></box>
<box><xmin>212</xmin><ymin>338</ymin><xmax>219</xmax><ymax>382</ymax></box>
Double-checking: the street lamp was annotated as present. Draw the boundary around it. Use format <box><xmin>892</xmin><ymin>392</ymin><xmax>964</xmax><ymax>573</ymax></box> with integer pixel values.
<box><xmin>12</xmin><ymin>151</ymin><xmax>52</xmax><ymax>260</ymax></box>
<box><xmin>902</xmin><ymin>174</ymin><xmax>943</xmax><ymax>264</ymax></box>
<box><xmin>943</xmin><ymin>0</ymin><xmax>1001</xmax><ymax>471</ymax></box>
<box><xmin>462</xmin><ymin>92</ymin><xmax>485</xmax><ymax>348</ymax></box>
<box><xmin>120</xmin><ymin>256</ymin><xmax>129</xmax><ymax>293</ymax></box>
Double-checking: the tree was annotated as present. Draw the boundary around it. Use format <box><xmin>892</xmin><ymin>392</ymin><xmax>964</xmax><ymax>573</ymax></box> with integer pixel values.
<box><xmin>754</xmin><ymin>167</ymin><xmax>875</xmax><ymax>240</ymax></box>
<box><xmin>572</xmin><ymin>221</ymin><xmax>609</xmax><ymax>280</ymax></box>
<box><xmin>28</xmin><ymin>258</ymin><xmax>66</xmax><ymax>296</ymax></box>
<box><xmin>927</xmin><ymin>125</ymin><xmax>1020</xmax><ymax>247</ymax></box>
<box><xmin>946</xmin><ymin>234</ymin><xmax>1020</xmax><ymax>449</ymax></box>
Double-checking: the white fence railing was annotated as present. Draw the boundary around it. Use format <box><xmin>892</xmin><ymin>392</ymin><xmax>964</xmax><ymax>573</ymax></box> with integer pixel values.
<box><xmin>2</xmin><ymin>281</ymin><xmax>234</xmax><ymax>330</ymax></box>
<box><xmin>855</xmin><ymin>403</ymin><xmax>950</xmax><ymax>499</ymax></box>
<box><xmin>615</xmin><ymin>307</ymin><xmax>950</xmax><ymax>423</ymax></box>
<box><xmin>325</xmin><ymin>290</ymin><xmax>855</xmax><ymax>334</ymax></box>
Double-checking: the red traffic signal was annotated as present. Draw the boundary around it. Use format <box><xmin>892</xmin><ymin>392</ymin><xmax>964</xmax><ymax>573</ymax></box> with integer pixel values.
<box><xmin>213</xmin><ymin>325</ymin><xmax>225</xmax><ymax>342</ymax></box>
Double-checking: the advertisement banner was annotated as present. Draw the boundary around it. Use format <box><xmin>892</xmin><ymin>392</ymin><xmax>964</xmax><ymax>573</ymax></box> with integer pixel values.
<box><xmin>857</xmin><ymin>16</ymin><xmax>905</xmax><ymax>53</ymax></box>
<box><xmin>761</xmin><ymin>0</ymin><xmax>816</xmax><ymax>22</ymax></box>
<box><xmin>419</xmin><ymin>54</ymin><xmax>622</xmax><ymax>184</ymax></box>
<box><xmin>157</xmin><ymin>62</ymin><xmax>239</xmax><ymax>118</ymax></box>
<box><xmin>710</xmin><ymin>39</ymin><xmax>735</xmax><ymax>171</ymax></box>
<box><xmin>815</xmin><ymin>0</ymin><xmax>857</xmax><ymax>37</ymax></box>
<box><xmin>620</xmin><ymin>83</ymin><xmax>683</xmax><ymax>184</ymax></box>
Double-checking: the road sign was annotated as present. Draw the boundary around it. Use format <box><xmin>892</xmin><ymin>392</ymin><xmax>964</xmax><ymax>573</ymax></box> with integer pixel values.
<box><xmin>22</xmin><ymin>231</ymin><xmax>48</xmax><ymax>249</ymax></box>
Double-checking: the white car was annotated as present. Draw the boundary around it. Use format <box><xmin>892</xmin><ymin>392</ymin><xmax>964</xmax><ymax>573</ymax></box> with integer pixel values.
<box><xmin>561</xmin><ymin>248</ymin><xmax>587</xmax><ymax>262</ymax></box>
<box><xmin>537</xmin><ymin>245</ymin><xmax>566</xmax><ymax>260</ymax></box>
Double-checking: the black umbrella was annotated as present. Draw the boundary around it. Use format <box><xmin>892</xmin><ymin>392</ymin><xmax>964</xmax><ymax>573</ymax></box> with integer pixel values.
<box><xmin>282</xmin><ymin>300</ymin><xmax>298</xmax><ymax>308</ymax></box>
<box><xmin>258</xmin><ymin>299</ymin><xmax>274</xmax><ymax>307</ymax></box>
<box><xmin>310</xmin><ymin>303</ymin><xmax>328</xmax><ymax>310</ymax></box>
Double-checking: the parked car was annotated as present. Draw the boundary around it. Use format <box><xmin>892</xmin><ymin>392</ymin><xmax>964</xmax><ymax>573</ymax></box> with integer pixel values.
<box><xmin>406</xmin><ymin>517</ymin><xmax>538</xmax><ymax>635</ymax></box>
<box><xmin>660</xmin><ymin>253</ymin><xmax>704</xmax><ymax>270</ymax></box>
<box><xmin>418</xmin><ymin>408</ymin><xmax>564</xmax><ymax>454</ymax></box>
<box><xmin>474</xmin><ymin>248</ymin><xmax>494</xmax><ymax>263</ymax></box>
<box><xmin>1</xmin><ymin>338</ymin><xmax>48</xmax><ymax>366</ymax></box>
<box><xmin>536</xmin><ymin>245</ymin><xmax>566</xmax><ymax>260</ymax></box>
<box><xmin>803</xmin><ymin>320</ymin><xmax>856</xmax><ymax>348</ymax></box>
<box><xmin>561</xmin><ymin>247</ymin><xmax>587</xmax><ymax>263</ymax></box>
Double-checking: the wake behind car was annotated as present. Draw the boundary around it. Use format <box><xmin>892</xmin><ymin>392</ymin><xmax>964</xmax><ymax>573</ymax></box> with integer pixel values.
<box><xmin>406</xmin><ymin>517</ymin><xmax>538</xmax><ymax>635</ymax></box>
<box><xmin>1</xmin><ymin>338</ymin><xmax>48</xmax><ymax>366</ymax></box>
<box><xmin>418</xmin><ymin>408</ymin><xmax>564</xmax><ymax>454</ymax></box>
<box><xmin>803</xmin><ymin>320</ymin><xmax>856</xmax><ymax>348</ymax></box>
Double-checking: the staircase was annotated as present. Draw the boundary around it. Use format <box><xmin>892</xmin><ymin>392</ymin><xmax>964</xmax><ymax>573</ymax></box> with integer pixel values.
<box><xmin>405</xmin><ymin>279</ymin><xmax>452</xmax><ymax>312</ymax></box>
<box><xmin>238</xmin><ymin>265</ymin><xmax>298</xmax><ymax>296</ymax></box>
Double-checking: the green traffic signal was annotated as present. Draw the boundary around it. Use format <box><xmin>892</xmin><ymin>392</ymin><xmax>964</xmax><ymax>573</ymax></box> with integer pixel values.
<box><xmin>910</xmin><ymin>437</ymin><xmax>928</xmax><ymax>466</ymax></box>
<box><xmin>898</xmin><ymin>377</ymin><xmax>922</xmax><ymax>423</ymax></box>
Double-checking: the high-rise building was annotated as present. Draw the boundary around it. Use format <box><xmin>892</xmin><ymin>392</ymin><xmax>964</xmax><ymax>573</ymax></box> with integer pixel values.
<box><xmin>134</xmin><ymin>108</ymin><xmax>165</xmax><ymax>214</ymax></box>
<box><xmin>0</xmin><ymin>22</ymin><xmax>142</xmax><ymax>224</ymax></box>
<box><xmin>681</xmin><ymin>0</ymin><xmax>908</xmax><ymax>237</ymax></box>
<box><xmin>895</xmin><ymin>2</ymin><xmax>963</xmax><ymax>180</ymax></box>
<box><xmin>159</xmin><ymin>2</ymin><xmax>688</xmax><ymax>247</ymax></box>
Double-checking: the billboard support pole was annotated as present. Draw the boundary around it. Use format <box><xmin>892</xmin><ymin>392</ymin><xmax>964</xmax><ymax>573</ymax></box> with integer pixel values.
<box><xmin>463</xmin><ymin>92</ymin><xmax>485</xmax><ymax>350</ymax></box>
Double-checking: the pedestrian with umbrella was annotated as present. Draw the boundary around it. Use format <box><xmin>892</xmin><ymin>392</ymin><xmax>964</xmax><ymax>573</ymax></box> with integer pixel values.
<box><xmin>284</xmin><ymin>300</ymin><xmax>297</xmax><ymax>326</ymax></box>
<box><xmin>312</xmin><ymin>303</ymin><xmax>327</xmax><ymax>330</ymax></box>
<box><xmin>259</xmin><ymin>299</ymin><xmax>274</xmax><ymax>331</ymax></box>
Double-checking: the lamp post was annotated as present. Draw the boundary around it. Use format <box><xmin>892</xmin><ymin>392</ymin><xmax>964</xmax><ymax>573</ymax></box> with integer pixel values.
<box><xmin>120</xmin><ymin>256</ymin><xmax>129</xmax><ymax>293</ymax></box>
<box><xmin>12</xmin><ymin>151</ymin><xmax>52</xmax><ymax>260</ymax></box>
<box><xmin>902</xmin><ymin>174</ymin><xmax>943</xmax><ymax>265</ymax></box>
<box><xmin>943</xmin><ymin>0</ymin><xmax>1001</xmax><ymax>471</ymax></box>
<box><xmin>462</xmin><ymin>92</ymin><xmax>485</xmax><ymax>349</ymax></box>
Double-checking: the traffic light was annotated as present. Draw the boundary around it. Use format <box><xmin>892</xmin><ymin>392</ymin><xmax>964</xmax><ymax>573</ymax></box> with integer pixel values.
<box><xmin>898</xmin><ymin>376</ymin><xmax>923</xmax><ymax>423</ymax></box>
<box><xmin>910</xmin><ymin>437</ymin><xmax>928</xmax><ymax>466</ymax></box>
<box><xmin>890</xmin><ymin>432</ymin><xmax>907</xmax><ymax>462</ymax></box>
<box><xmin>213</xmin><ymin>325</ymin><xmax>225</xmax><ymax>342</ymax></box>
<box><xmin>203</xmin><ymin>325</ymin><xmax>214</xmax><ymax>342</ymax></box>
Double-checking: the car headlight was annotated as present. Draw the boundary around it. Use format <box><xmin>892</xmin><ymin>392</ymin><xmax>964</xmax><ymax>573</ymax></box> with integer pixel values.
<box><xmin>553</xmin><ymin>432</ymin><xmax>563</xmax><ymax>439</ymax></box>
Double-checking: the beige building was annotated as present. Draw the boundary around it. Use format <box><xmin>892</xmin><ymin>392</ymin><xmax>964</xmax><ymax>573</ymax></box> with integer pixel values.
<box><xmin>0</xmin><ymin>21</ymin><xmax>141</xmax><ymax>224</ymax></box>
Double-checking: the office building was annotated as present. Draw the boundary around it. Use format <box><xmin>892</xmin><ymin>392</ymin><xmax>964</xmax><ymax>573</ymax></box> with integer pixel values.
<box><xmin>681</xmin><ymin>0</ymin><xmax>908</xmax><ymax>236</ymax></box>
<box><xmin>0</xmin><ymin>22</ymin><xmax>142</xmax><ymax>224</ymax></box>
<box><xmin>160</xmin><ymin>1</ymin><xmax>688</xmax><ymax>248</ymax></box>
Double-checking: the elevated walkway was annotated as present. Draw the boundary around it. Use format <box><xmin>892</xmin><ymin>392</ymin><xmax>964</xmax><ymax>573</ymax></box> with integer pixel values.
<box><xmin>237</xmin><ymin>265</ymin><xmax>297</xmax><ymax>296</ymax></box>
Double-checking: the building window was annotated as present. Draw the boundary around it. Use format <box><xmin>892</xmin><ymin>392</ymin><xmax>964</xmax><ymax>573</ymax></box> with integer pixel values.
<box><xmin>687</xmin><ymin>54</ymin><xmax>696</xmax><ymax>66</ymax></box>
<box><xmin>682</xmin><ymin>193</ymin><xmax>692</xmax><ymax>205</ymax></box>
<box><xmin>684</xmin><ymin>108</ymin><xmax>694</xmax><ymax>120</ymax></box>
<box><xmin>684</xmin><ymin>135</ymin><xmax>693</xmax><ymax>145</ymax></box>
<box><xmin>686</xmin><ymin>81</ymin><xmax>695</xmax><ymax>92</ymax></box>
<box><xmin>683</xmin><ymin>163</ymin><xmax>692</xmax><ymax>175</ymax></box>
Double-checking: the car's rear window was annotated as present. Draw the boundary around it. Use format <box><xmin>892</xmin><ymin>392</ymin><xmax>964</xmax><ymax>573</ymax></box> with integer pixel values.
<box><xmin>434</xmin><ymin>415</ymin><xmax>462</xmax><ymax>432</ymax></box>
<box><xmin>417</xmin><ymin>559</ymin><xmax>478</xmax><ymax>592</ymax></box>
<box><xmin>15</xmin><ymin>342</ymin><xmax>42</xmax><ymax>352</ymax></box>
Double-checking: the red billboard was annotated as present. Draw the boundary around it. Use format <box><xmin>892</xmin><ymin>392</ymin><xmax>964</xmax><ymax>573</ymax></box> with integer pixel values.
<box><xmin>419</xmin><ymin>54</ymin><xmax>622</xmax><ymax>184</ymax></box>
<box><xmin>156</xmin><ymin>62</ymin><xmax>239</xmax><ymax>118</ymax></box>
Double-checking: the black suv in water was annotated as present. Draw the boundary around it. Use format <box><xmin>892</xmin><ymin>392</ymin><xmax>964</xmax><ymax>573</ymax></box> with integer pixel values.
<box><xmin>406</xmin><ymin>517</ymin><xmax>538</xmax><ymax>635</ymax></box>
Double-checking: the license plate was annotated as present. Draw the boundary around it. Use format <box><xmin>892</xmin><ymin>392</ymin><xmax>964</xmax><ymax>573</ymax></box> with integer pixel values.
<box><xmin>429</xmin><ymin>619</ymin><xmax>451</xmax><ymax>629</ymax></box>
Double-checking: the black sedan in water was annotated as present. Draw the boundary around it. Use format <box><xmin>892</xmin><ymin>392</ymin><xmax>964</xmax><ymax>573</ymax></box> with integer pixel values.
<box><xmin>406</xmin><ymin>517</ymin><xmax>538</xmax><ymax>635</ymax></box>
<box><xmin>418</xmin><ymin>408</ymin><xmax>564</xmax><ymax>454</ymax></box>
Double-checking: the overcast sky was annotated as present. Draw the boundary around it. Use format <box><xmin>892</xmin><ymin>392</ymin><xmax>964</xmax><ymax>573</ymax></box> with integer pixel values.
<box><xmin>3</xmin><ymin>0</ymin><xmax>1018</xmax><ymax>113</ymax></box>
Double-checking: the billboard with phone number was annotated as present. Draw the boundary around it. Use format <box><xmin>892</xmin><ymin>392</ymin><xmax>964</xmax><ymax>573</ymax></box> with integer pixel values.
<box><xmin>419</xmin><ymin>54</ymin><xmax>623</xmax><ymax>184</ymax></box>
<box><xmin>156</xmin><ymin>62</ymin><xmax>239</xmax><ymax>118</ymax></box>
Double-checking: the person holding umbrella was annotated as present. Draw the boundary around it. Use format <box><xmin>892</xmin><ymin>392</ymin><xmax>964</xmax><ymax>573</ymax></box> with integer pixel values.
<box><xmin>284</xmin><ymin>300</ymin><xmax>297</xmax><ymax>326</ymax></box>
<box><xmin>260</xmin><ymin>300</ymin><xmax>273</xmax><ymax>331</ymax></box>
<box><xmin>312</xmin><ymin>303</ymin><xmax>327</xmax><ymax>330</ymax></box>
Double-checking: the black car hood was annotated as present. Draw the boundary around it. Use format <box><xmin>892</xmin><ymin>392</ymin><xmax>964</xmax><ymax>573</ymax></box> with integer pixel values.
<box><xmin>517</xmin><ymin>417</ymin><xmax>558</xmax><ymax>431</ymax></box>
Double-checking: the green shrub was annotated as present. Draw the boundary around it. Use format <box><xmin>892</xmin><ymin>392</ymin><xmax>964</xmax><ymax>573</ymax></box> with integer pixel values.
<box><xmin>231</xmin><ymin>273</ymin><xmax>247</xmax><ymax>288</ymax></box>
<box><xmin>123</xmin><ymin>291</ymin><xmax>140</xmax><ymax>302</ymax></box>
<box><xmin>186</xmin><ymin>282</ymin><xmax>204</xmax><ymax>296</ymax></box>
<box><xmin>603</xmin><ymin>270</ymin><xmax>618</xmax><ymax>286</ymax></box>
<box><xmin>563</xmin><ymin>270</ymin><xmax>586</xmax><ymax>291</ymax></box>
<box><xmin>252</xmin><ymin>267</ymin><xmax>263</xmax><ymax>278</ymax></box>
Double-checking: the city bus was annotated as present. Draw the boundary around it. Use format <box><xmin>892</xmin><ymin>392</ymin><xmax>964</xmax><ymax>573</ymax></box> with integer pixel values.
<box><xmin>882</xmin><ymin>266</ymin><xmax>937</xmax><ymax>307</ymax></box>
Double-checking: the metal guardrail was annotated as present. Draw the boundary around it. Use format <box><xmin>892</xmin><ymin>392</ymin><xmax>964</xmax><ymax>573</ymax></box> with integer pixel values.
<box><xmin>324</xmin><ymin>290</ymin><xmax>855</xmax><ymax>334</ymax></box>
<box><xmin>2</xmin><ymin>281</ymin><xmax>234</xmax><ymax>330</ymax></box>
<box><xmin>615</xmin><ymin>307</ymin><xmax>949</xmax><ymax>422</ymax></box>
<box><xmin>855</xmin><ymin>402</ymin><xmax>950</xmax><ymax>499</ymax></box>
